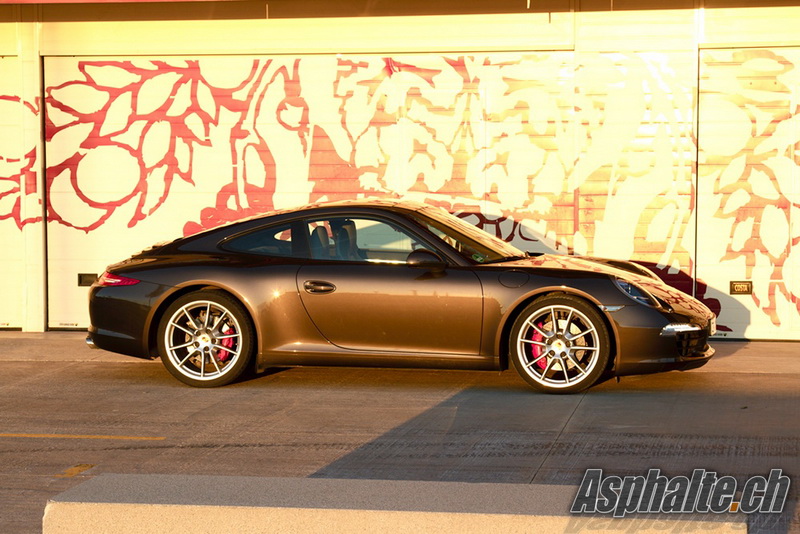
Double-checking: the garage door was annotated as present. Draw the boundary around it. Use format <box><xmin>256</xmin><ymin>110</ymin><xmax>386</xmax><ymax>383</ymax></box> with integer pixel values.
<box><xmin>44</xmin><ymin>52</ymin><xmax>699</xmax><ymax>334</ymax></box>
<box><xmin>697</xmin><ymin>48</ymin><xmax>800</xmax><ymax>339</ymax></box>
<box><xmin>0</xmin><ymin>57</ymin><xmax>31</xmax><ymax>329</ymax></box>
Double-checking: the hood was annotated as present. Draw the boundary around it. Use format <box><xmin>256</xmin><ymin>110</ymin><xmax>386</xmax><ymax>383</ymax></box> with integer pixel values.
<box><xmin>494</xmin><ymin>254</ymin><xmax>713</xmax><ymax>318</ymax></box>
<box><xmin>492</xmin><ymin>254</ymin><xmax>652</xmax><ymax>280</ymax></box>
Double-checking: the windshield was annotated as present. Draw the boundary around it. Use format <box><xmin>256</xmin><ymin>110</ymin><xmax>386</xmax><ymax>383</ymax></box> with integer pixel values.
<box><xmin>412</xmin><ymin>206</ymin><xmax>525</xmax><ymax>263</ymax></box>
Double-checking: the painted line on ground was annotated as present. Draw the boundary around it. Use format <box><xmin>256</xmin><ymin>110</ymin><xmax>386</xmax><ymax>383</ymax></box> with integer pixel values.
<box><xmin>55</xmin><ymin>464</ymin><xmax>95</xmax><ymax>478</ymax></box>
<box><xmin>0</xmin><ymin>433</ymin><xmax>166</xmax><ymax>441</ymax></box>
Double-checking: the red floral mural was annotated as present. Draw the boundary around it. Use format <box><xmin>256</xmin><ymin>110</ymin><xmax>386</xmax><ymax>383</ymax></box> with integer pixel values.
<box><xmin>699</xmin><ymin>49</ymin><xmax>800</xmax><ymax>329</ymax></box>
<box><xmin>0</xmin><ymin>96</ymin><xmax>40</xmax><ymax>229</ymax></box>
<box><xmin>39</xmin><ymin>51</ymin><xmax>800</xmax><ymax>336</ymax></box>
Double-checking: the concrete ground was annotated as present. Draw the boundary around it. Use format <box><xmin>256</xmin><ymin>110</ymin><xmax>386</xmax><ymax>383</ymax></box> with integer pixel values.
<box><xmin>0</xmin><ymin>332</ymin><xmax>798</xmax><ymax>532</ymax></box>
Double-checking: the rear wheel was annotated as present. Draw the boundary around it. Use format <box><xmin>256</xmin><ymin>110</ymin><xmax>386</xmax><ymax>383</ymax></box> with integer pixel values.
<box><xmin>510</xmin><ymin>294</ymin><xmax>610</xmax><ymax>394</ymax></box>
<box><xmin>157</xmin><ymin>290</ymin><xmax>254</xmax><ymax>387</ymax></box>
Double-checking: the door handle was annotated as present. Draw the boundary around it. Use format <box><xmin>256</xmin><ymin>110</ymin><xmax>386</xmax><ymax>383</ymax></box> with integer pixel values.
<box><xmin>303</xmin><ymin>280</ymin><xmax>336</xmax><ymax>294</ymax></box>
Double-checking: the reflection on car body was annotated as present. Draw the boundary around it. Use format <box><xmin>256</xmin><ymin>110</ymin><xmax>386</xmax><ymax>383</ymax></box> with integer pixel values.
<box><xmin>87</xmin><ymin>199</ymin><xmax>716</xmax><ymax>393</ymax></box>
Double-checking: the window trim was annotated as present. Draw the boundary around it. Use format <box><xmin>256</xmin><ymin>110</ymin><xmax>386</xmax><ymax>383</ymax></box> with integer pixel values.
<box><xmin>218</xmin><ymin>212</ymin><xmax>452</xmax><ymax>265</ymax></box>
<box><xmin>302</xmin><ymin>214</ymin><xmax>444</xmax><ymax>264</ymax></box>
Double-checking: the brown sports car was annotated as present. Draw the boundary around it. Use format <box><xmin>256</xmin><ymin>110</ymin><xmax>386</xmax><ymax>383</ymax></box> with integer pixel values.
<box><xmin>87</xmin><ymin>199</ymin><xmax>716</xmax><ymax>393</ymax></box>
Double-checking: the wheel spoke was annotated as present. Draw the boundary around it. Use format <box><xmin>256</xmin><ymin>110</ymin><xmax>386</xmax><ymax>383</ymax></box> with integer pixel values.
<box><xmin>211</xmin><ymin>310</ymin><xmax>229</xmax><ymax>331</ymax></box>
<box><xmin>567</xmin><ymin>326</ymin><xmax>596</xmax><ymax>341</ymax></box>
<box><xmin>170</xmin><ymin>340</ymin><xmax>195</xmax><ymax>351</ymax></box>
<box><xmin>563</xmin><ymin>309</ymin><xmax>574</xmax><ymax>334</ymax></box>
<box><xmin>520</xmin><ymin>339</ymin><xmax>548</xmax><ymax>347</ymax></box>
<box><xmin>212</xmin><ymin>343</ymin><xmax>239</xmax><ymax>356</ymax></box>
<box><xmin>177</xmin><ymin>346</ymin><xmax>200</xmax><ymax>366</ymax></box>
<box><xmin>203</xmin><ymin>303</ymin><xmax>212</xmax><ymax>328</ymax></box>
<box><xmin>550</xmin><ymin>307</ymin><xmax>558</xmax><ymax>334</ymax></box>
<box><xmin>209</xmin><ymin>355</ymin><xmax>222</xmax><ymax>374</ymax></box>
<box><xmin>541</xmin><ymin>356</ymin><xmax>556</xmax><ymax>377</ymax></box>
<box><xmin>182</xmin><ymin>309</ymin><xmax>199</xmax><ymax>330</ymax></box>
<box><xmin>525</xmin><ymin>318</ymin><xmax>550</xmax><ymax>339</ymax></box>
<box><xmin>216</xmin><ymin>333</ymin><xmax>240</xmax><ymax>340</ymax></box>
<box><xmin>566</xmin><ymin>352</ymin><xmax>587</xmax><ymax>375</ymax></box>
<box><xmin>170</xmin><ymin>321</ymin><xmax>195</xmax><ymax>337</ymax></box>
<box><xmin>561</xmin><ymin>358</ymin><xmax>571</xmax><ymax>384</ymax></box>
<box><xmin>525</xmin><ymin>352</ymin><xmax>548</xmax><ymax>369</ymax></box>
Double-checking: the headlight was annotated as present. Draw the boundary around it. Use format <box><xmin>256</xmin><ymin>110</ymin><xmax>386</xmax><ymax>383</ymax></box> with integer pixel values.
<box><xmin>613</xmin><ymin>277</ymin><xmax>659</xmax><ymax>307</ymax></box>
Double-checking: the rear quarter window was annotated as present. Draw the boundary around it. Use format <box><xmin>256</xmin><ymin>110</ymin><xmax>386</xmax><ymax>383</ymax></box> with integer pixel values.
<box><xmin>222</xmin><ymin>222</ymin><xmax>303</xmax><ymax>257</ymax></box>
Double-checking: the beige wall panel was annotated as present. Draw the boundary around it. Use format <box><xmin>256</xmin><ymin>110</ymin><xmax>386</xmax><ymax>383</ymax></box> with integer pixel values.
<box><xmin>0</xmin><ymin>56</ymin><xmax>27</xmax><ymax>328</ymax></box>
<box><xmin>575</xmin><ymin>9</ymin><xmax>696</xmax><ymax>52</ymax></box>
<box><xmin>697</xmin><ymin>48</ymin><xmax>800</xmax><ymax>340</ymax></box>
<box><xmin>40</xmin><ymin>13</ymin><xmax>574</xmax><ymax>57</ymax></box>
<box><xmin>0</xmin><ymin>27</ymin><xmax>15</xmax><ymax>56</ymax></box>
<box><xmin>570</xmin><ymin>51</ymin><xmax>697</xmax><ymax>298</ymax></box>
<box><xmin>702</xmin><ymin>7</ymin><xmax>800</xmax><ymax>49</ymax></box>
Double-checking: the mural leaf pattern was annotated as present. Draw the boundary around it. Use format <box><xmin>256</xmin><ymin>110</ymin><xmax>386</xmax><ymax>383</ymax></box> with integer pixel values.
<box><xmin>700</xmin><ymin>49</ymin><xmax>800</xmax><ymax>329</ymax></box>
<box><xmin>31</xmin><ymin>51</ymin><xmax>800</xmax><ymax>335</ymax></box>
<box><xmin>0</xmin><ymin>96</ymin><xmax>40</xmax><ymax>228</ymax></box>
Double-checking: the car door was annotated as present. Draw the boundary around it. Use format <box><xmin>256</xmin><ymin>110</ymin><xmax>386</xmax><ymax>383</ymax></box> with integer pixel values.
<box><xmin>297</xmin><ymin>215</ymin><xmax>483</xmax><ymax>355</ymax></box>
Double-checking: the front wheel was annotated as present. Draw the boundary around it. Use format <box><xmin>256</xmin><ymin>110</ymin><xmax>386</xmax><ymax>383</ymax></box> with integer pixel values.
<box><xmin>157</xmin><ymin>290</ymin><xmax>254</xmax><ymax>387</ymax></box>
<box><xmin>509</xmin><ymin>294</ymin><xmax>610</xmax><ymax>394</ymax></box>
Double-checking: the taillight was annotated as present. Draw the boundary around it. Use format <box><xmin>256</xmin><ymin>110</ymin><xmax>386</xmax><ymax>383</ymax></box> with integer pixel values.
<box><xmin>97</xmin><ymin>271</ymin><xmax>140</xmax><ymax>287</ymax></box>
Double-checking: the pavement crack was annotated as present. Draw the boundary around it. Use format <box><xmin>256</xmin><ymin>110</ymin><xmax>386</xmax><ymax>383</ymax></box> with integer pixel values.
<box><xmin>527</xmin><ymin>391</ymin><xmax>586</xmax><ymax>485</ymax></box>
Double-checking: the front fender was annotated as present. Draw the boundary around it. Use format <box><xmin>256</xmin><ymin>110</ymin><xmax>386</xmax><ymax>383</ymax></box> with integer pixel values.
<box><xmin>477</xmin><ymin>271</ymin><xmax>627</xmax><ymax>370</ymax></box>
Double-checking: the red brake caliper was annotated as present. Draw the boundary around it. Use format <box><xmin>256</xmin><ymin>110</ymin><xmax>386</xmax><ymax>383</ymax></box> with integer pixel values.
<box><xmin>217</xmin><ymin>325</ymin><xmax>235</xmax><ymax>362</ymax></box>
<box><xmin>531</xmin><ymin>322</ymin><xmax>548</xmax><ymax>370</ymax></box>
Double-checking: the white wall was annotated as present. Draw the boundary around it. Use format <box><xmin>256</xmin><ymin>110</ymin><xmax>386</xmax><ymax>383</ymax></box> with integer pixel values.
<box><xmin>1</xmin><ymin>7</ymin><xmax>799</xmax><ymax>338</ymax></box>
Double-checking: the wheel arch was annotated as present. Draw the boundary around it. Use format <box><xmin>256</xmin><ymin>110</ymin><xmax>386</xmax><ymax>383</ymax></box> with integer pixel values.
<box><xmin>146</xmin><ymin>284</ymin><xmax>259</xmax><ymax>362</ymax></box>
<box><xmin>496</xmin><ymin>289</ymin><xmax>619</xmax><ymax>373</ymax></box>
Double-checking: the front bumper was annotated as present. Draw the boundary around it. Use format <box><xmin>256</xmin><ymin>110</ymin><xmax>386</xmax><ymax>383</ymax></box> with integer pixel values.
<box><xmin>661</xmin><ymin>320</ymin><xmax>716</xmax><ymax>359</ymax></box>
<box><xmin>608</xmin><ymin>304</ymin><xmax>716</xmax><ymax>375</ymax></box>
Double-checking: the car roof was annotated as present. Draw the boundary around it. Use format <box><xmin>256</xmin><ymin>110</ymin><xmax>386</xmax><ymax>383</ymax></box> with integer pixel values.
<box><xmin>165</xmin><ymin>198</ymin><xmax>432</xmax><ymax>252</ymax></box>
<box><xmin>280</xmin><ymin>198</ymin><xmax>429</xmax><ymax>214</ymax></box>
<box><xmin>234</xmin><ymin>198</ymin><xmax>430</xmax><ymax>226</ymax></box>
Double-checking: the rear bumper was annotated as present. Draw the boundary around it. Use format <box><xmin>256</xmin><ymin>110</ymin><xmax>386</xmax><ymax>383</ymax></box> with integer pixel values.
<box><xmin>86</xmin><ymin>326</ymin><xmax>152</xmax><ymax>359</ymax></box>
<box><xmin>87</xmin><ymin>279</ymin><xmax>163</xmax><ymax>359</ymax></box>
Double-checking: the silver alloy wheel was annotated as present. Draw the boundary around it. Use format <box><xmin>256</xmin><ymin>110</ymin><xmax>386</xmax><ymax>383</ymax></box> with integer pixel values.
<box><xmin>163</xmin><ymin>299</ymin><xmax>243</xmax><ymax>381</ymax></box>
<box><xmin>515</xmin><ymin>304</ymin><xmax>602</xmax><ymax>389</ymax></box>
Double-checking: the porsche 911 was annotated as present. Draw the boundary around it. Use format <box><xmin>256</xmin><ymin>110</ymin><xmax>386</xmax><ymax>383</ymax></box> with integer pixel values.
<box><xmin>87</xmin><ymin>199</ymin><xmax>716</xmax><ymax>393</ymax></box>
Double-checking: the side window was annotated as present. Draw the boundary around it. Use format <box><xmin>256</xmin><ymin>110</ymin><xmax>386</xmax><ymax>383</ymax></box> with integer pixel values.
<box><xmin>223</xmin><ymin>221</ymin><xmax>309</xmax><ymax>258</ymax></box>
<box><xmin>223</xmin><ymin>216</ymin><xmax>436</xmax><ymax>262</ymax></box>
<box><xmin>307</xmin><ymin>217</ymin><xmax>434</xmax><ymax>263</ymax></box>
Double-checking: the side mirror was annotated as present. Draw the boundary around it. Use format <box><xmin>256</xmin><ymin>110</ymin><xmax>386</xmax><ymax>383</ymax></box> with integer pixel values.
<box><xmin>406</xmin><ymin>249</ymin><xmax>446</xmax><ymax>272</ymax></box>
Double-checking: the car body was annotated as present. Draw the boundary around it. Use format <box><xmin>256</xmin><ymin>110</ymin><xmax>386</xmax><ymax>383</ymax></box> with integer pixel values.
<box><xmin>87</xmin><ymin>199</ymin><xmax>716</xmax><ymax>393</ymax></box>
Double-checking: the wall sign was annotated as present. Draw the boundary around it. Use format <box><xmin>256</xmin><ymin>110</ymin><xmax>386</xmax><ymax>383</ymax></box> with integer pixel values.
<box><xmin>730</xmin><ymin>281</ymin><xmax>753</xmax><ymax>295</ymax></box>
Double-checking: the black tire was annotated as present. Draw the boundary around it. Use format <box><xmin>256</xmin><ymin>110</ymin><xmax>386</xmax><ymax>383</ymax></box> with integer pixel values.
<box><xmin>157</xmin><ymin>290</ymin><xmax>254</xmax><ymax>387</ymax></box>
<box><xmin>509</xmin><ymin>294</ymin><xmax>610</xmax><ymax>394</ymax></box>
